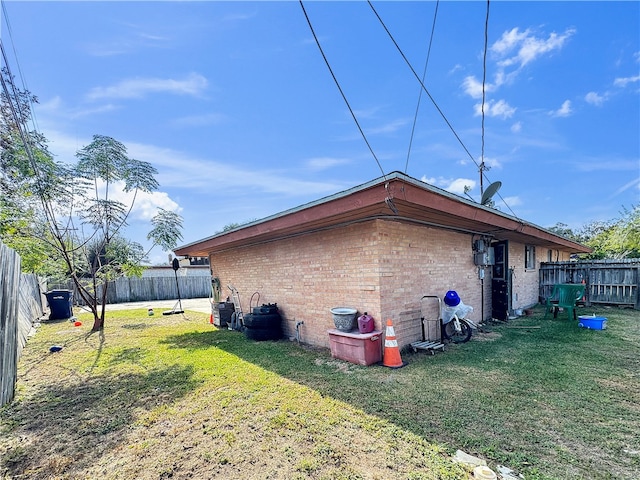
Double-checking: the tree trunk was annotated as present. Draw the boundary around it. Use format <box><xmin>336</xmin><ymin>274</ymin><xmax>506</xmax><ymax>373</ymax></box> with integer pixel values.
<box><xmin>91</xmin><ymin>319</ymin><xmax>104</xmax><ymax>331</ymax></box>
<box><xmin>92</xmin><ymin>289</ymin><xmax>108</xmax><ymax>331</ymax></box>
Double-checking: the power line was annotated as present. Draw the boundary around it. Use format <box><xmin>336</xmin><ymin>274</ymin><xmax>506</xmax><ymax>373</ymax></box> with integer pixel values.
<box><xmin>0</xmin><ymin>39</ymin><xmax>62</xmax><ymax>236</ymax></box>
<box><xmin>405</xmin><ymin>0</ymin><xmax>439</xmax><ymax>174</ymax></box>
<box><xmin>299</xmin><ymin>1</ymin><xmax>386</xmax><ymax>180</ymax></box>
<box><xmin>476</xmin><ymin>0</ymin><xmax>519</xmax><ymax>220</ymax></box>
<box><xmin>1</xmin><ymin>0</ymin><xmax>39</xmax><ymax>134</ymax></box>
<box><xmin>369</xmin><ymin>1</ymin><xmax>520</xmax><ymax>220</ymax></box>
<box><xmin>480</xmin><ymin>0</ymin><xmax>490</xmax><ymax>196</ymax></box>
<box><xmin>367</xmin><ymin>0</ymin><xmax>479</xmax><ymax>172</ymax></box>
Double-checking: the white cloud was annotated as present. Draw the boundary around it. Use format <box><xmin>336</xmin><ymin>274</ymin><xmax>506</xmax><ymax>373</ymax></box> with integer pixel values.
<box><xmin>497</xmin><ymin>195</ymin><xmax>522</xmax><ymax>209</ymax></box>
<box><xmin>421</xmin><ymin>175</ymin><xmax>476</xmax><ymax>195</ymax></box>
<box><xmin>550</xmin><ymin>100</ymin><xmax>572</xmax><ymax>117</ymax></box>
<box><xmin>585</xmin><ymin>91</ymin><xmax>607</xmax><ymax>106</ymax></box>
<box><xmin>511</xmin><ymin>121</ymin><xmax>522</xmax><ymax>133</ymax></box>
<box><xmin>86</xmin><ymin>73</ymin><xmax>208</xmax><ymax>101</ymax></box>
<box><xmin>352</xmin><ymin>106</ymin><xmax>383</xmax><ymax>119</ymax></box>
<box><xmin>575</xmin><ymin>158</ymin><xmax>639</xmax><ymax>173</ymax></box>
<box><xmin>71</xmin><ymin>104</ymin><xmax>122</xmax><ymax>119</ymax></box>
<box><xmin>365</xmin><ymin>118</ymin><xmax>408</xmax><ymax>135</ymax></box>
<box><xmin>127</xmin><ymin>142</ymin><xmax>342</xmax><ymax>197</ymax></box>
<box><xmin>446</xmin><ymin>178</ymin><xmax>476</xmax><ymax>194</ymax></box>
<box><xmin>422</xmin><ymin>176</ymin><xmax>436</xmax><ymax>185</ymax></box>
<box><xmin>462</xmin><ymin>76</ymin><xmax>487</xmax><ymax>99</ymax></box>
<box><xmin>493</xmin><ymin>27</ymin><xmax>576</xmax><ymax>69</ymax></box>
<box><xmin>88</xmin><ymin>179</ymin><xmax>182</xmax><ymax>221</ymax></box>
<box><xmin>482</xmin><ymin>157</ymin><xmax>502</xmax><ymax>170</ymax></box>
<box><xmin>38</xmin><ymin>96</ymin><xmax>64</xmax><ymax>112</ymax></box>
<box><xmin>131</xmin><ymin>190</ymin><xmax>182</xmax><ymax>221</ymax></box>
<box><xmin>305</xmin><ymin>157</ymin><xmax>351</xmax><ymax>171</ymax></box>
<box><xmin>449</xmin><ymin>64</ymin><xmax>464</xmax><ymax>75</ymax></box>
<box><xmin>613</xmin><ymin>75</ymin><xmax>640</xmax><ymax>88</ymax></box>
<box><xmin>462</xmin><ymin>26</ymin><xmax>575</xmax><ymax>116</ymax></box>
<box><xmin>610</xmin><ymin>177</ymin><xmax>640</xmax><ymax>198</ymax></box>
<box><xmin>473</xmin><ymin>99</ymin><xmax>516</xmax><ymax>119</ymax></box>
<box><xmin>37</xmin><ymin>130</ymin><xmax>343</xmax><ymax>199</ymax></box>
<box><xmin>84</xmin><ymin>27</ymin><xmax>171</xmax><ymax>58</ymax></box>
<box><xmin>36</xmin><ymin>95</ymin><xmax>122</xmax><ymax>120</ymax></box>
<box><xmin>490</xmin><ymin>27</ymin><xmax>531</xmax><ymax>58</ymax></box>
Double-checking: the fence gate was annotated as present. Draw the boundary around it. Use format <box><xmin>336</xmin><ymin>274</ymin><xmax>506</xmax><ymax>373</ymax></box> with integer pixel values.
<box><xmin>540</xmin><ymin>259</ymin><xmax>640</xmax><ymax>309</ymax></box>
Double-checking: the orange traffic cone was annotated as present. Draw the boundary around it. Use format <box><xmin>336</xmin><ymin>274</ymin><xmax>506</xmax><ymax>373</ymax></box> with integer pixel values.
<box><xmin>209</xmin><ymin>313</ymin><xmax>214</xmax><ymax>324</ymax></box>
<box><xmin>383</xmin><ymin>319</ymin><xmax>406</xmax><ymax>368</ymax></box>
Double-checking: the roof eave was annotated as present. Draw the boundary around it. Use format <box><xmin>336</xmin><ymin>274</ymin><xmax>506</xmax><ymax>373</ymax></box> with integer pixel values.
<box><xmin>175</xmin><ymin>172</ymin><xmax>591</xmax><ymax>256</ymax></box>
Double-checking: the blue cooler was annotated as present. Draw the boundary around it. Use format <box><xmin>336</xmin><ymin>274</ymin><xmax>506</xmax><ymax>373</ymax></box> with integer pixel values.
<box><xmin>578</xmin><ymin>315</ymin><xmax>607</xmax><ymax>330</ymax></box>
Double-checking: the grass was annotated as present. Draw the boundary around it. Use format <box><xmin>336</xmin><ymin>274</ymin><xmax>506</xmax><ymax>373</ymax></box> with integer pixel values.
<box><xmin>1</xmin><ymin>305</ymin><xmax>639</xmax><ymax>479</ymax></box>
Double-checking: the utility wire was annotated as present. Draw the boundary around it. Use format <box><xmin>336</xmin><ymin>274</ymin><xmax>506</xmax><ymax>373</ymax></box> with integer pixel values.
<box><xmin>370</xmin><ymin>0</ymin><xmax>520</xmax><ymax>220</ymax></box>
<box><xmin>367</xmin><ymin>0</ymin><xmax>479</xmax><ymax>171</ymax></box>
<box><xmin>1</xmin><ymin>1</ymin><xmax>39</xmax><ymax>134</ymax></box>
<box><xmin>476</xmin><ymin>0</ymin><xmax>519</xmax><ymax>220</ymax></box>
<box><xmin>405</xmin><ymin>0</ymin><xmax>439</xmax><ymax>174</ymax></box>
<box><xmin>299</xmin><ymin>0</ymin><xmax>386</xmax><ymax>180</ymax></box>
<box><xmin>0</xmin><ymin>40</ymin><xmax>63</xmax><ymax>238</ymax></box>
<box><xmin>0</xmin><ymin>42</ymin><xmax>37</xmax><ymax>175</ymax></box>
<box><xmin>479</xmin><ymin>0</ymin><xmax>490</xmax><ymax>196</ymax></box>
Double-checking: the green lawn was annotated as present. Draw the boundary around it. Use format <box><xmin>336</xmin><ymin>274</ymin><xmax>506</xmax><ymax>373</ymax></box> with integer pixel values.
<box><xmin>1</xmin><ymin>305</ymin><xmax>638</xmax><ymax>479</ymax></box>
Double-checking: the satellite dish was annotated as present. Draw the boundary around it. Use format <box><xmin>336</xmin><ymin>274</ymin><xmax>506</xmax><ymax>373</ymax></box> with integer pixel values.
<box><xmin>481</xmin><ymin>181</ymin><xmax>502</xmax><ymax>205</ymax></box>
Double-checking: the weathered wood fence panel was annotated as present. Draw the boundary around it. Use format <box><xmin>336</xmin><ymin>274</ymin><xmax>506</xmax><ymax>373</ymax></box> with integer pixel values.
<box><xmin>18</xmin><ymin>274</ymin><xmax>45</xmax><ymax>353</ymax></box>
<box><xmin>540</xmin><ymin>259</ymin><xmax>640</xmax><ymax>309</ymax></box>
<box><xmin>0</xmin><ymin>242</ymin><xmax>20</xmax><ymax>406</ymax></box>
<box><xmin>52</xmin><ymin>274</ymin><xmax>212</xmax><ymax>306</ymax></box>
<box><xmin>1</xmin><ymin>242</ymin><xmax>44</xmax><ymax>406</ymax></box>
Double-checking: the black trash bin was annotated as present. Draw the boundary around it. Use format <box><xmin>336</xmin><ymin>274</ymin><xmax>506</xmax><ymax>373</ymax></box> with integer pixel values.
<box><xmin>46</xmin><ymin>290</ymin><xmax>73</xmax><ymax>320</ymax></box>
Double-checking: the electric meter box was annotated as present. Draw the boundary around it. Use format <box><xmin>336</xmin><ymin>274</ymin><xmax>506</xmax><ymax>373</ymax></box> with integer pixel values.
<box><xmin>474</xmin><ymin>239</ymin><xmax>487</xmax><ymax>252</ymax></box>
<box><xmin>474</xmin><ymin>247</ymin><xmax>495</xmax><ymax>266</ymax></box>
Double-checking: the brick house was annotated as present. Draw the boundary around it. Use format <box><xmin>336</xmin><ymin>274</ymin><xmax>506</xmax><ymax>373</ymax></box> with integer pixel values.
<box><xmin>174</xmin><ymin>172</ymin><xmax>590</xmax><ymax>349</ymax></box>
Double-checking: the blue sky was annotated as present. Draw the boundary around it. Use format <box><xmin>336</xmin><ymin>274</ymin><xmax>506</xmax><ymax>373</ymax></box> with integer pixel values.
<box><xmin>2</xmin><ymin>1</ymin><xmax>639</xmax><ymax>265</ymax></box>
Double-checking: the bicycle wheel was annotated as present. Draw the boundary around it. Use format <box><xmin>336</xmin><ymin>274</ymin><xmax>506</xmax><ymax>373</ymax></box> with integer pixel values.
<box><xmin>443</xmin><ymin>319</ymin><xmax>472</xmax><ymax>343</ymax></box>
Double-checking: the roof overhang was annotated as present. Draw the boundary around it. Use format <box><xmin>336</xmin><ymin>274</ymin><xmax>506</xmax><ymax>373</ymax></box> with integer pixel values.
<box><xmin>175</xmin><ymin>172</ymin><xmax>591</xmax><ymax>257</ymax></box>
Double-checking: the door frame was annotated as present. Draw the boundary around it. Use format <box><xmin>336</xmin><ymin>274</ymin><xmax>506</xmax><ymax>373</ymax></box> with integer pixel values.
<box><xmin>491</xmin><ymin>240</ymin><xmax>512</xmax><ymax>320</ymax></box>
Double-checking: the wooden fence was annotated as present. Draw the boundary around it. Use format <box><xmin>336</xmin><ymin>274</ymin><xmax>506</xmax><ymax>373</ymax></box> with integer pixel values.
<box><xmin>50</xmin><ymin>274</ymin><xmax>212</xmax><ymax>306</ymax></box>
<box><xmin>539</xmin><ymin>259</ymin><xmax>640</xmax><ymax>309</ymax></box>
<box><xmin>1</xmin><ymin>242</ymin><xmax>45</xmax><ymax>406</ymax></box>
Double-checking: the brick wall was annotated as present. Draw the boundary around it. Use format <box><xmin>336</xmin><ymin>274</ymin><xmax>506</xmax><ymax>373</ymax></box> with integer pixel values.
<box><xmin>376</xmin><ymin>221</ymin><xmax>483</xmax><ymax>348</ymax></box>
<box><xmin>208</xmin><ymin>219</ymin><xmax>576</xmax><ymax>350</ymax></box>
<box><xmin>509</xmin><ymin>244</ymin><xmax>573</xmax><ymax>310</ymax></box>
<box><xmin>209</xmin><ymin>219</ymin><xmax>488</xmax><ymax>349</ymax></box>
<box><xmin>210</xmin><ymin>221</ymin><xmax>383</xmax><ymax>348</ymax></box>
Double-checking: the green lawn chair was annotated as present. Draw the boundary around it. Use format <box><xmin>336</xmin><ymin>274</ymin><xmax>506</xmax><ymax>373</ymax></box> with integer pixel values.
<box><xmin>544</xmin><ymin>283</ymin><xmax>585</xmax><ymax>320</ymax></box>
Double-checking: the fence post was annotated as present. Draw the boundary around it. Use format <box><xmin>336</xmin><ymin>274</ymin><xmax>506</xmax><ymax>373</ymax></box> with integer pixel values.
<box><xmin>585</xmin><ymin>264</ymin><xmax>591</xmax><ymax>307</ymax></box>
